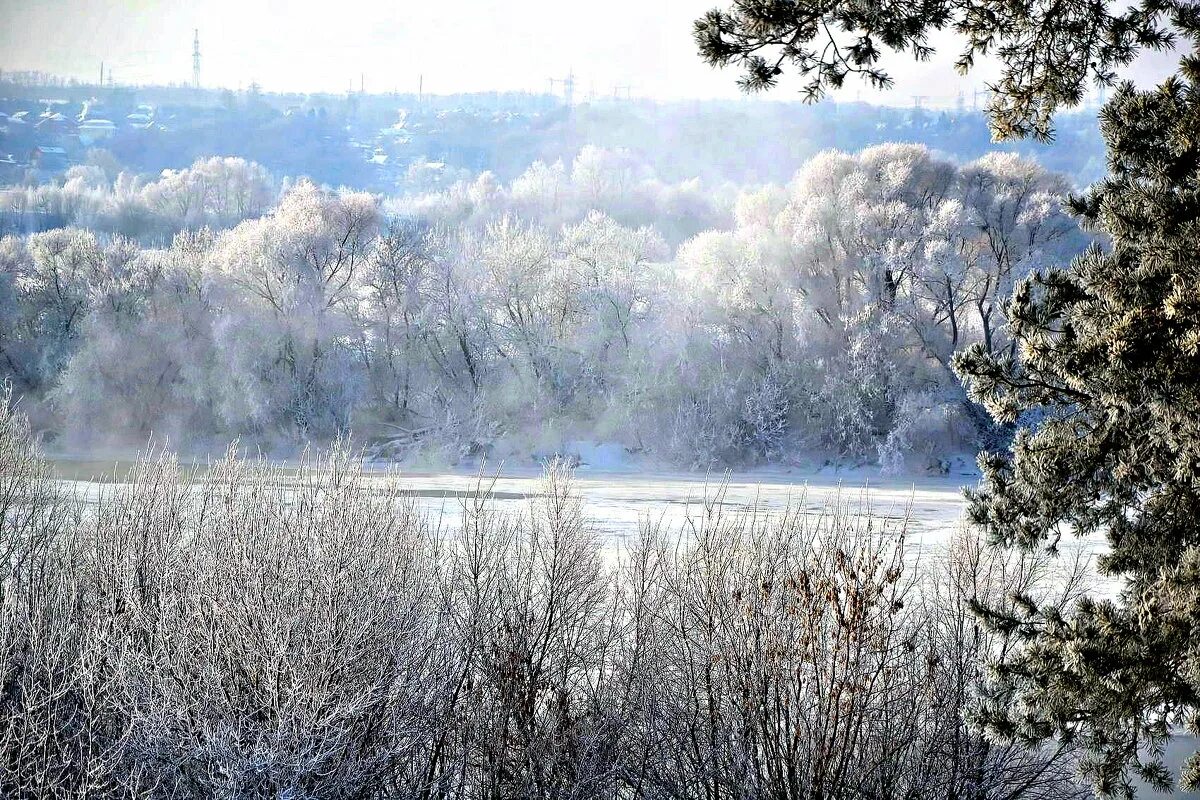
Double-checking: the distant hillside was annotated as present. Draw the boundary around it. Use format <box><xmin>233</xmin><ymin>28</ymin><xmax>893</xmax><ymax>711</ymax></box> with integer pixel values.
<box><xmin>0</xmin><ymin>77</ymin><xmax>1106</xmax><ymax>193</ymax></box>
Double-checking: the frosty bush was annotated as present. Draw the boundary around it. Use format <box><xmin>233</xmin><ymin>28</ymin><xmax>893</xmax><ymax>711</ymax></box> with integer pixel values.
<box><xmin>878</xmin><ymin>389</ymin><xmax>979</xmax><ymax>474</ymax></box>
<box><xmin>0</xmin><ymin>400</ymin><xmax>1089</xmax><ymax>798</ymax></box>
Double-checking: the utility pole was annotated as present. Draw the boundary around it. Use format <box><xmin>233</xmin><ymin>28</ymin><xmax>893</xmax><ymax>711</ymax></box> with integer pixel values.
<box><xmin>192</xmin><ymin>29</ymin><xmax>201</xmax><ymax>89</ymax></box>
<box><xmin>100</xmin><ymin>61</ymin><xmax>105</xmax><ymax>87</ymax></box>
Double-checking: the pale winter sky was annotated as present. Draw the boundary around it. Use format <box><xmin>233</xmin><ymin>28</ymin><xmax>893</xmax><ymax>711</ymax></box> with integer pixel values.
<box><xmin>0</xmin><ymin>0</ymin><xmax>1181</xmax><ymax>104</ymax></box>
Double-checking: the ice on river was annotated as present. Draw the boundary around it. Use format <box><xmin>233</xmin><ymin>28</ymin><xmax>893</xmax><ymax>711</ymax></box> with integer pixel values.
<box><xmin>389</xmin><ymin>468</ymin><xmax>969</xmax><ymax>552</ymax></box>
<box><xmin>52</xmin><ymin>456</ymin><xmax>1103</xmax><ymax>569</ymax></box>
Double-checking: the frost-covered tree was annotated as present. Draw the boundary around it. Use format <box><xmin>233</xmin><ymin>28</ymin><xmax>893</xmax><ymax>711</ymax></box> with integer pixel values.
<box><xmin>559</xmin><ymin>211</ymin><xmax>666</xmax><ymax>388</ymax></box>
<box><xmin>956</xmin><ymin>153</ymin><xmax>1082</xmax><ymax>357</ymax></box>
<box><xmin>476</xmin><ymin>217</ymin><xmax>562</xmax><ymax>395</ymax></box>
<box><xmin>511</xmin><ymin>159</ymin><xmax>570</xmax><ymax>218</ymax></box>
<box><xmin>0</xmin><ymin>237</ymin><xmax>36</xmax><ymax>393</ymax></box>
<box><xmin>53</xmin><ymin>230</ymin><xmax>220</xmax><ymax>446</ymax></box>
<box><xmin>141</xmin><ymin>157</ymin><xmax>274</xmax><ymax>232</ymax></box>
<box><xmin>12</xmin><ymin>229</ymin><xmax>107</xmax><ymax>393</ymax></box>
<box><xmin>666</xmin><ymin>145</ymin><xmax>1079</xmax><ymax>466</ymax></box>
<box><xmin>355</xmin><ymin>221</ymin><xmax>438</xmax><ymax>420</ymax></box>
<box><xmin>571</xmin><ymin>145</ymin><xmax>642</xmax><ymax>208</ymax></box>
<box><xmin>209</xmin><ymin>181</ymin><xmax>380</xmax><ymax>440</ymax></box>
<box><xmin>956</xmin><ymin>64</ymin><xmax>1200</xmax><ymax>798</ymax></box>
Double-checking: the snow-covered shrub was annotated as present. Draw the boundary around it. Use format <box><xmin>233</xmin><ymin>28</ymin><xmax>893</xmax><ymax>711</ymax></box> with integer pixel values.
<box><xmin>878</xmin><ymin>388</ymin><xmax>978</xmax><ymax>474</ymax></box>
<box><xmin>0</xmin><ymin>399</ymin><xmax>1093</xmax><ymax>797</ymax></box>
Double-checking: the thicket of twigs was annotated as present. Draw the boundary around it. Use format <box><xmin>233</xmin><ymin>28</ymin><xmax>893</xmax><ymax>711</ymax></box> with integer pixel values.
<box><xmin>0</xmin><ymin>395</ymin><xmax>1088</xmax><ymax>799</ymax></box>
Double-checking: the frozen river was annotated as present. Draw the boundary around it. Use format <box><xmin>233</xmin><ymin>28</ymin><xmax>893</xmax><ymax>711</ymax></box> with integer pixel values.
<box><xmin>51</xmin><ymin>455</ymin><xmax>1112</xmax><ymax>569</ymax></box>
<box><xmin>387</xmin><ymin>467</ymin><xmax>973</xmax><ymax>558</ymax></box>
<box><xmin>52</xmin><ymin>456</ymin><xmax>974</xmax><ymax>555</ymax></box>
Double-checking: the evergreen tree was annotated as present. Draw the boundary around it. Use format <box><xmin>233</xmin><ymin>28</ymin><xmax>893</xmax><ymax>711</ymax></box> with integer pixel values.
<box><xmin>953</xmin><ymin>58</ymin><xmax>1200</xmax><ymax>798</ymax></box>
<box><xmin>695</xmin><ymin>0</ymin><xmax>1200</xmax><ymax>796</ymax></box>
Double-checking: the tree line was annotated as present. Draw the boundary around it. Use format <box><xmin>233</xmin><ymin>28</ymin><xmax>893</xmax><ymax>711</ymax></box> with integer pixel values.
<box><xmin>0</xmin><ymin>144</ymin><xmax>1085</xmax><ymax>469</ymax></box>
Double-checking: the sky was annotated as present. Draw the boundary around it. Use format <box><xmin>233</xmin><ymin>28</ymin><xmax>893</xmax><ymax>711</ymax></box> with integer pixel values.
<box><xmin>0</xmin><ymin>0</ymin><xmax>1181</xmax><ymax>105</ymax></box>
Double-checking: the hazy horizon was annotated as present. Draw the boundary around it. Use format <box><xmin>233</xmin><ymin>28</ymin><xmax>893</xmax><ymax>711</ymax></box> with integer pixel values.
<box><xmin>0</xmin><ymin>0</ymin><xmax>1182</xmax><ymax>106</ymax></box>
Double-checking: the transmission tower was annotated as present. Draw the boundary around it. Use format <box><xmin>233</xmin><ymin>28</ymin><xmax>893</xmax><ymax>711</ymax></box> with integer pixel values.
<box><xmin>548</xmin><ymin>70</ymin><xmax>576</xmax><ymax>105</ymax></box>
<box><xmin>192</xmin><ymin>29</ymin><xmax>201</xmax><ymax>89</ymax></box>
